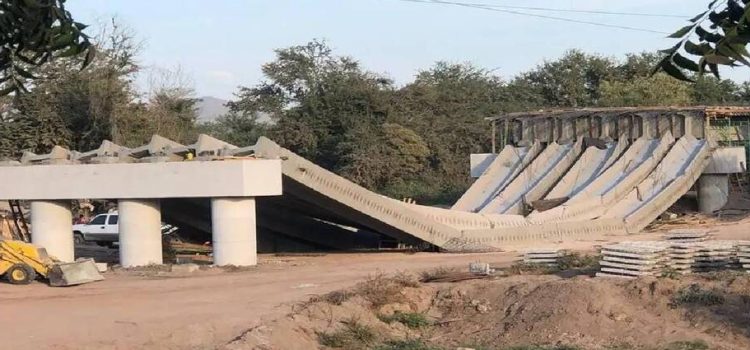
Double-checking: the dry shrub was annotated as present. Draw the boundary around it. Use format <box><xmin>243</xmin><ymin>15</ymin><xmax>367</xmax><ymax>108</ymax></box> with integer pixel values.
<box><xmin>419</xmin><ymin>266</ymin><xmax>457</xmax><ymax>282</ymax></box>
<box><xmin>506</xmin><ymin>262</ymin><xmax>558</xmax><ymax>276</ymax></box>
<box><xmin>670</xmin><ymin>284</ymin><xmax>725</xmax><ymax>307</ymax></box>
<box><xmin>557</xmin><ymin>252</ymin><xmax>600</xmax><ymax>270</ymax></box>
<box><xmin>314</xmin><ymin>290</ymin><xmax>353</xmax><ymax>306</ymax></box>
<box><xmin>377</xmin><ymin>311</ymin><xmax>430</xmax><ymax>329</ymax></box>
<box><xmin>356</xmin><ymin>272</ymin><xmax>420</xmax><ymax>309</ymax></box>
<box><xmin>317</xmin><ymin>317</ymin><xmax>376</xmax><ymax>349</ymax></box>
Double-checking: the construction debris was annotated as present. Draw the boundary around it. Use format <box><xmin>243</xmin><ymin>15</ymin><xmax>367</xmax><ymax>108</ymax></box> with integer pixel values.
<box><xmin>597</xmin><ymin>240</ymin><xmax>750</xmax><ymax>278</ymax></box>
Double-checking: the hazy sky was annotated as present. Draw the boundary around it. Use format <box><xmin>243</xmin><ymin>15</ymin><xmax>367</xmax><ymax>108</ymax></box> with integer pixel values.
<box><xmin>67</xmin><ymin>0</ymin><xmax>748</xmax><ymax>99</ymax></box>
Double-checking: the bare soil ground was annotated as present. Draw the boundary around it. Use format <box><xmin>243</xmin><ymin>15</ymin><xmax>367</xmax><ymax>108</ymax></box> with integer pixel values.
<box><xmin>1</xmin><ymin>216</ymin><xmax>750</xmax><ymax>350</ymax></box>
<box><xmin>227</xmin><ymin>273</ymin><xmax>750</xmax><ymax>350</ymax></box>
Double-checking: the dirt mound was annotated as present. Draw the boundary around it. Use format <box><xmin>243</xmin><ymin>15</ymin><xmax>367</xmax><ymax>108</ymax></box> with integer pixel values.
<box><xmin>224</xmin><ymin>273</ymin><xmax>750</xmax><ymax>350</ymax></box>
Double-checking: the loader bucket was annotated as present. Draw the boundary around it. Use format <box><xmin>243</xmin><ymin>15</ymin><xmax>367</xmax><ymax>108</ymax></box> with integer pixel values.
<box><xmin>47</xmin><ymin>259</ymin><xmax>104</xmax><ymax>287</ymax></box>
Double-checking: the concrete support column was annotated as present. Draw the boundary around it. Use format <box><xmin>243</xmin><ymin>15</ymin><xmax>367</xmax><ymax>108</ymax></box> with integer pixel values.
<box><xmin>697</xmin><ymin>174</ymin><xmax>729</xmax><ymax>213</ymax></box>
<box><xmin>600</xmin><ymin>118</ymin><xmax>612</xmax><ymax>140</ymax></box>
<box><xmin>559</xmin><ymin>119</ymin><xmax>575</xmax><ymax>143</ymax></box>
<box><xmin>520</xmin><ymin>120</ymin><xmax>534</xmax><ymax>145</ymax></box>
<box><xmin>30</xmin><ymin>200</ymin><xmax>73</xmax><ymax>262</ymax></box>
<box><xmin>211</xmin><ymin>197</ymin><xmax>257</xmax><ymax>266</ymax></box>
<box><xmin>643</xmin><ymin>116</ymin><xmax>657</xmax><ymax>139</ymax></box>
<box><xmin>119</xmin><ymin>199</ymin><xmax>162</xmax><ymax>267</ymax></box>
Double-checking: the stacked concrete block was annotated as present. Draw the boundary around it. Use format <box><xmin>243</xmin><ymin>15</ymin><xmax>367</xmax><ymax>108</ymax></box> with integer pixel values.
<box><xmin>691</xmin><ymin>241</ymin><xmax>735</xmax><ymax>272</ymax></box>
<box><xmin>736</xmin><ymin>242</ymin><xmax>750</xmax><ymax>273</ymax></box>
<box><xmin>521</xmin><ymin>249</ymin><xmax>564</xmax><ymax>266</ymax></box>
<box><xmin>663</xmin><ymin>229</ymin><xmax>711</xmax><ymax>243</ymax></box>
<box><xmin>596</xmin><ymin>242</ymin><xmax>669</xmax><ymax>279</ymax></box>
<box><xmin>664</xmin><ymin>243</ymin><xmax>696</xmax><ymax>274</ymax></box>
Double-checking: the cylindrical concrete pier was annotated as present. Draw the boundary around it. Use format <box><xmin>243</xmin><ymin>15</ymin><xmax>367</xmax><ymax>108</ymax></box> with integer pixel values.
<box><xmin>30</xmin><ymin>200</ymin><xmax>73</xmax><ymax>262</ymax></box>
<box><xmin>119</xmin><ymin>199</ymin><xmax>162</xmax><ymax>267</ymax></box>
<box><xmin>211</xmin><ymin>197</ymin><xmax>257</xmax><ymax>266</ymax></box>
<box><xmin>697</xmin><ymin>174</ymin><xmax>729</xmax><ymax>214</ymax></box>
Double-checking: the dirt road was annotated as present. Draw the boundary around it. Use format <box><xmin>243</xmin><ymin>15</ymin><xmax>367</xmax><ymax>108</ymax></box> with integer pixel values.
<box><xmin>0</xmin><ymin>251</ymin><xmax>523</xmax><ymax>350</ymax></box>
<box><xmin>1</xmin><ymin>217</ymin><xmax>748</xmax><ymax>350</ymax></box>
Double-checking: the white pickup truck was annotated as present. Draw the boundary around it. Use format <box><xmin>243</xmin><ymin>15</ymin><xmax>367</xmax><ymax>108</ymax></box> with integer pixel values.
<box><xmin>73</xmin><ymin>212</ymin><xmax>178</xmax><ymax>247</ymax></box>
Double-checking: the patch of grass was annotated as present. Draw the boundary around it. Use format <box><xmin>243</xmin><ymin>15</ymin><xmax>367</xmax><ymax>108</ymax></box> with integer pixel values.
<box><xmin>373</xmin><ymin>339</ymin><xmax>441</xmax><ymax>350</ymax></box>
<box><xmin>660</xmin><ymin>267</ymin><xmax>682</xmax><ymax>280</ymax></box>
<box><xmin>378</xmin><ymin>311</ymin><xmax>430</xmax><ymax>329</ymax></box>
<box><xmin>662</xmin><ymin>340</ymin><xmax>709</xmax><ymax>350</ymax></box>
<box><xmin>317</xmin><ymin>317</ymin><xmax>376</xmax><ymax>349</ymax></box>
<box><xmin>700</xmin><ymin>270</ymin><xmax>744</xmax><ymax>282</ymax></box>
<box><xmin>670</xmin><ymin>284</ymin><xmax>725</xmax><ymax>307</ymax></box>
<box><xmin>356</xmin><ymin>273</ymin><xmax>419</xmax><ymax>309</ymax></box>
<box><xmin>506</xmin><ymin>262</ymin><xmax>559</xmax><ymax>275</ymax></box>
<box><xmin>603</xmin><ymin>344</ymin><xmax>638</xmax><ymax>350</ymax></box>
<box><xmin>557</xmin><ymin>252</ymin><xmax>600</xmax><ymax>271</ymax></box>
<box><xmin>503</xmin><ymin>345</ymin><xmax>582</xmax><ymax>350</ymax></box>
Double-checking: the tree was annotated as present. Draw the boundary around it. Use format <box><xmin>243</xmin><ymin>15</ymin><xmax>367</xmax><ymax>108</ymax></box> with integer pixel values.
<box><xmin>197</xmin><ymin>111</ymin><xmax>268</xmax><ymax>147</ymax></box>
<box><xmin>227</xmin><ymin>39</ymin><xmax>393</xmax><ymax>171</ymax></box>
<box><xmin>517</xmin><ymin>50</ymin><xmax>615</xmax><ymax>107</ymax></box>
<box><xmin>657</xmin><ymin>0</ymin><xmax>750</xmax><ymax>80</ymax></box>
<box><xmin>692</xmin><ymin>76</ymin><xmax>742</xmax><ymax>104</ymax></box>
<box><xmin>6</xmin><ymin>19</ymin><xmax>139</xmax><ymax>152</ymax></box>
<box><xmin>0</xmin><ymin>0</ymin><xmax>94</xmax><ymax>95</ymax></box>
<box><xmin>599</xmin><ymin>74</ymin><xmax>693</xmax><ymax>107</ymax></box>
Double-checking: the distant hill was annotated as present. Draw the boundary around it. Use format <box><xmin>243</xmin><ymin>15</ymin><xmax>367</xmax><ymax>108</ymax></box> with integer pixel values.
<box><xmin>195</xmin><ymin>96</ymin><xmax>230</xmax><ymax>122</ymax></box>
<box><xmin>194</xmin><ymin>96</ymin><xmax>273</xmax><ymax>124</ymax></box>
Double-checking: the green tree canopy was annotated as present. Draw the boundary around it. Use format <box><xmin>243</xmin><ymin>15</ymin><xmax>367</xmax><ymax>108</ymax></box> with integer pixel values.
<box><xmin>658</xmin><ymin>0</ymin><xmax>750</xmax><ymax>80</ymax></box>
<box><xmin>0</xmin><ymin>0</ymin><xmax>94</xmax><ymax>95</ymax></box>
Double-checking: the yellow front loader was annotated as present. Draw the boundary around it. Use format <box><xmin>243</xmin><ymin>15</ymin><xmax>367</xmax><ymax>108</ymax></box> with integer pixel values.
<box><xmin>0</xmin><ymin>240</ymin><xmax>103</xmax><ymax>286</ymax></box>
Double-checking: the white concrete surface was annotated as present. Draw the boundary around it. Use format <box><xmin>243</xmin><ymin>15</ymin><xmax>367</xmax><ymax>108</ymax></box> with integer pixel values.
<box><xmin>704</xmin><ymin>147</ymin><xmax>746</xmax><ymax>174</ymax></box>
<box><xmin>30</xmin><ymin>200</ymin><xmax>73</xmax><ymax>262</ymax></box>
<box><xmin>0</xmin><ymin>159</ymin><xmax>282</xmax><ymax>200</ymax></box>
<box><xmin>698</xmin><ymin>174</ymin><xmax>729</xmax><ymax>213</ymax></box>
<box><xmin>211</xmin><ymin>198</ymin><xmax>257</xmax><ymax>266</ymax></box>
<box><xmin>119</xmin><ymin>199</ymin><xmax>162</xmax><ymax>267</ymax></box>
<box><xmin>469</xmin><ymin>153</ymin><xmax>497</xmax><ymax>178</ymax></box>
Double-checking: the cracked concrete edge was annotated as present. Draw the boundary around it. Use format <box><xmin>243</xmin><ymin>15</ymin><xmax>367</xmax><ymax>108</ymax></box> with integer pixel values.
<box><xmin>546</xmin><ymin>139</ymin><xmax>629</xmax><ymax>200</ymax></box>
<box><xmin>254</xmin><ymin>137</ymin><xmax>463</xmax><ymax>248</ymax></box>
<box><xmin>451</xmin><ymin>144</ymin><xmax>528</xmax><ymax>212</ymax></box>
<box><xmin>479</xmin><ymin>142</ymin><xmax>568</xmax><ymax>214</ymax></box>
<box><xmin>623</xmin><ymin>140</ymin><xmax>712</xmax><ymax>233</ymax></box>
<box><xmin>459</xmin><ymin>218</ymin><xmax>627</xmax><ymax>250</ymax></box>
<box><xmin>602</xmin><ymin>136</ymin><xmax>698</xmax><ymax>220</ymax></box>
<box><xmin>545</xmin><ymin>143</ymin><xmax>612</xmax><ymax>200</ymax></box>
<box><xmin>600</xmin><ymin>132</ymin><xmax>676</xmax><ymax>204</ymax></box>
<box><xmin>527</xmin><ymin>133</ymin><xmax>675</xmax><ymax>223</ymax></box>
<box><xmin>404</xmin><ymin>202</ymin><xmax>529</xmax><ymax>230</ymax></box>
<box><xmin>521</xmin><ymin>139</ymin><xmax>584</xmax><ymax>206</ymax></box>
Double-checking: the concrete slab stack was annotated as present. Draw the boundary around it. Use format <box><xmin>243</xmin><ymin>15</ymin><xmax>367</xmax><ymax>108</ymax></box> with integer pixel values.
<box><xmin>596</xmin><ymin>242</ymin><xmax>669</xmax><ymax>279</ymax></box>
<box><xmin>520</xmin><ymin>249</ymin><xmax>564</xmax><ymax>266</ymax></box>
<box><xmin>664</xmin><ymin>243</ymin><xmax>696</xmax><ymax>274</ymax></box>
<box><xmin>736</xmin><ymin>242</ymin><xmax>750</xmax><ymax>273</ymax></box>
<box><xmin>663</xmin><ymin>229</ymin><xmax>712</xmax><ymax>243</ymax></box>
<box><xmin>690</xmin><ymin>241</ymin><xmax>734</xmax><ymax>272</ymax></box>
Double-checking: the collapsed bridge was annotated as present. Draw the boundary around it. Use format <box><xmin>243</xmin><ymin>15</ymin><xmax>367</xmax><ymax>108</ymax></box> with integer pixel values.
<box><xmin>0</xmin><ymin>106</ymin><xmax>747</xmax><ymax>265</ymax></box>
